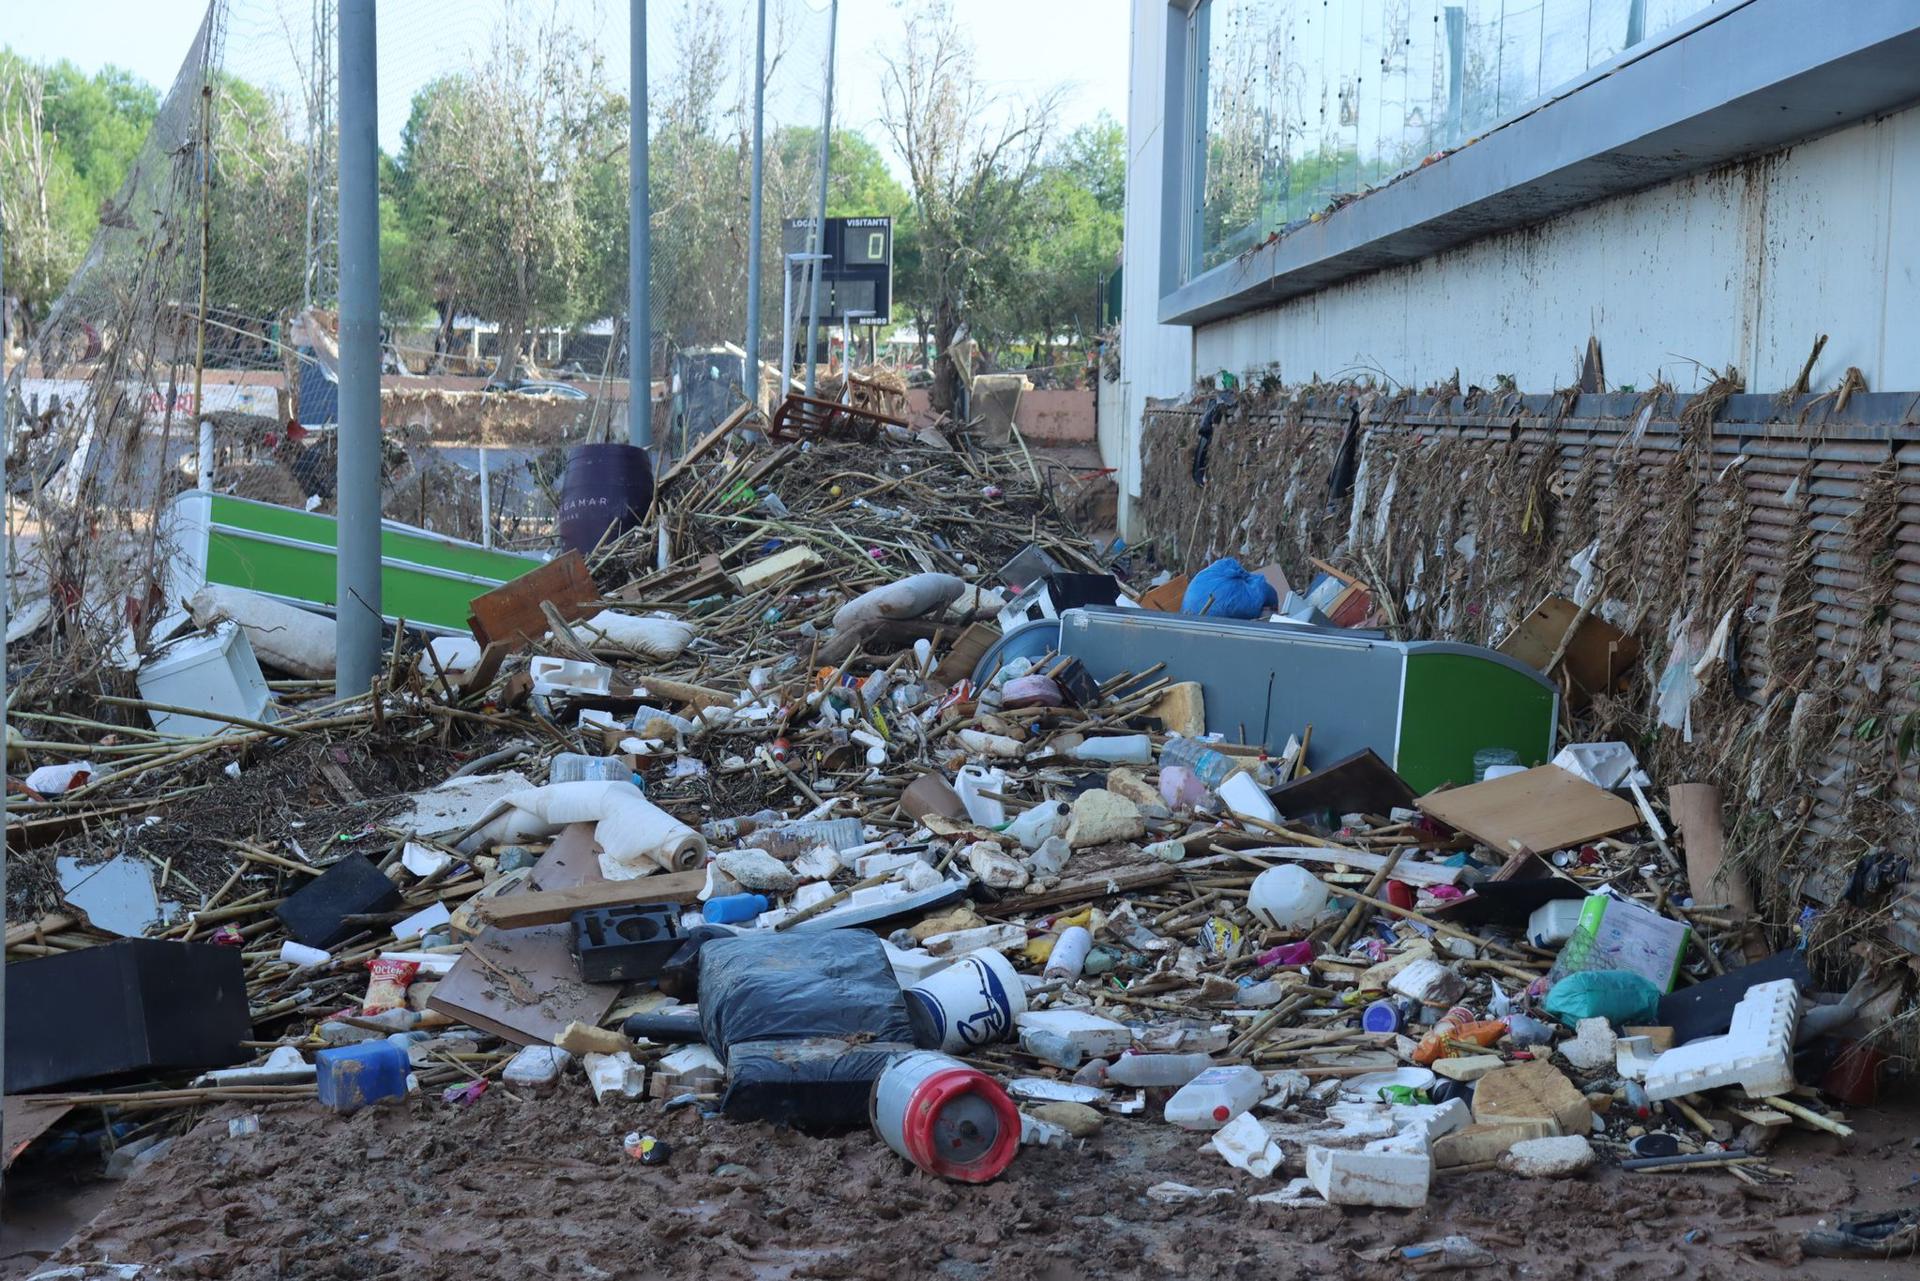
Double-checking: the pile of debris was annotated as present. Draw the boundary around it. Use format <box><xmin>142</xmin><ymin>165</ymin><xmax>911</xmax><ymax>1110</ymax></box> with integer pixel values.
<box><xmin>3</xmin><ymin>407</ymin><xmax>1912</xmax><ymax>1262</ymax></box>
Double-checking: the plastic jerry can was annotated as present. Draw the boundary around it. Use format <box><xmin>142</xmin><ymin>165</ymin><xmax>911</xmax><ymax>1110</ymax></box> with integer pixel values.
<box><xmin>315</xmin><ymin>1041</ymin><xmax>409</xmax><ymax>1113</ymax></box>
<box><xmin>870</xmin><ymin>1051</ymin><xmax>1021</xmax><ymax>1183</ymax></box>
<box><xmin>1165</xmin><ymin>1065</ymin><xmax>1266</xmax><ymax>1129</ymax></box>
<box><xmin>1527</xmin><ymin>898</ymin><xmax>1586</xmax><ymax>947</ymax></box>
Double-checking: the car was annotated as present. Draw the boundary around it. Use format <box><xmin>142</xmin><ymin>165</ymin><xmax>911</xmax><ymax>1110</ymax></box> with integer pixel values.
<box><xmin>481</xmin><ymin>379</ymin><xmax>590</xmax><ymax>400</ymax></box>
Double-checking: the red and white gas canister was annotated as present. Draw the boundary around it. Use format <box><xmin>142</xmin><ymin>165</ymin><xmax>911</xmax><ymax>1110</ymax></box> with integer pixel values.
<box><xmin>869</xmin><ymin>1051</ymin><xmax>1020</xmax><ymax>1184</ymax></box>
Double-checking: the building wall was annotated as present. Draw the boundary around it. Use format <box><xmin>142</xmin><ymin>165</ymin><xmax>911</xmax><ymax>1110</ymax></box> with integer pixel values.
<box><xmin>1189</xmin><ymin>103</ymin><xmax>1920</xmax><ymax>397</ymax></box>
<box><xmin>1114</xmin><ymin>0</ymin><xmax>1196</xmax><ymax>533</ymax></box>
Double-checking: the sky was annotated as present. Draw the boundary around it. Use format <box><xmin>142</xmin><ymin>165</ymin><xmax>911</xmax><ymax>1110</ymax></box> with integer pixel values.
<box><xmin>2</xmin><ymin>0</ymin><xmax>1131</xmax><ymax>169</ymax></box>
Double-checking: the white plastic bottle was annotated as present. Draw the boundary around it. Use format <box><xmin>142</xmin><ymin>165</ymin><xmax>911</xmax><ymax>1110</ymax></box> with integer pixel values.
<box><xmin>1164</xmin><ymin>1065</ymin><xmax>1266</xmax><ymax>1129</ymax></box>
<box><xmin>1248</xmin><ymin>864</ymin><xmax>1330</xmax><ymax>930</ymax></box>
<box><xmin>1104</xmin><ymin>1052</ymin><xmax>1215</xmax><ymax>1088</ymax></box>
<box><xmin>1063</xmin><ymin>734</ymin><xmax>1153</xmax><ymax>765</ymax></box>
<box><xmin>1004</xmin><ymin>801</ymin><xmax>1071</xmax><ymax>849</ymax></box>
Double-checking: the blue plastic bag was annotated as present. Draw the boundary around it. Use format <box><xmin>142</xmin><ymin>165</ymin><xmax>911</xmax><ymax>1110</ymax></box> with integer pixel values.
<box><xmin>1182</xmin><ymin>557</ymin><xmax>1279</xmax><ymax>619</ymax></box>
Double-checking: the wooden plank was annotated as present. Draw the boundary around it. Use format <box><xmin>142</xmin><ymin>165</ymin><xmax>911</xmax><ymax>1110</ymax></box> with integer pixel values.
<box><xmin>474</xmin><ymin>869</ymin><xmax>708</xmax><ymax>930</ymax></box>
<box><xmin>1416</xmin><ymin>764</ymin><xmax>1639</xmax><ymax>855</ymax></box>
<box><xmin>932</xmin><ymin>622</ymin><xmax>1000</xmax><ymax>686</ymax></box>
<box><xmin>726</xmin><ymin>543</ymin><xmax>822</xmax><ymax>592</ymax></box>
<box><xmin>467</xmin><ymin>550</ymin><xmax>598</xmax><ymax>648</ymax></box>
<box><xmin>1497</xmin><ymin>594</ymin><xmax>1640</xmax><ymax>710</ymax></box>
<box><xmin>1669</xmin><ymin>782</ymin><xmax>1754</xmax><ymax>915</ymax></box>
<box><xmin>1234</xmin><ymin>845</ymin><xmax>1464</xmax><ymax>887</ymax></box>
<box><xmin>660</xmin><ymin>401</ymin><xmax>756</xmax><ymax>489</ymax></box>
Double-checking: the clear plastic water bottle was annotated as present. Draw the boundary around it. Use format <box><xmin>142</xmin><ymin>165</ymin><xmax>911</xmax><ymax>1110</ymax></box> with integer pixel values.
<box><xmin>1158</xmin><ymin>736</ymin><xmax>1238</xmax><ymax>789</ymax></box>
<box><xmin>1105</xmin><ymin>1051</ymin><xmax>1215</xmax><ymax>1088</ymax></box>
<box><xmin>1164</xmin><ymin>1065</ymin><xmax>1266</xmax><ymax>1130</ymax></box>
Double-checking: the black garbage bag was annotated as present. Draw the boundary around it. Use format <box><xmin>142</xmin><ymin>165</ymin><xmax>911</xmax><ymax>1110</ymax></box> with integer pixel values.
<box><xmin>697</xmin><ymin>929</ymin><xmax>930</xmax><ymax>1129</ymax></box>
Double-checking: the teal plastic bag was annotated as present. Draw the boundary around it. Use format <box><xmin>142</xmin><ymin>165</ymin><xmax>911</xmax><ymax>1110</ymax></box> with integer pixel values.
<box><xmin>1541</xmin><ymin>970</ymin><xmax>1661</xmax><ymax>1028</ymax></box>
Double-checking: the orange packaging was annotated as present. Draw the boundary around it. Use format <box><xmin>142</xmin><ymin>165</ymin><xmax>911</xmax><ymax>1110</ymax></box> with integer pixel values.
<box><xmin>1412</xmin><ymin>1016</ymin><xmax>1507</xmax><ymax>1066</ymax></box>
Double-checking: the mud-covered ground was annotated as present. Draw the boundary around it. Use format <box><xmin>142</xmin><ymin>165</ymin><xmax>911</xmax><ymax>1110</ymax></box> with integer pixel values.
<box><xmin>10</xmin><ymin>1091</ymin><xmax>1920</xmax><ymax>1281</ymax></box>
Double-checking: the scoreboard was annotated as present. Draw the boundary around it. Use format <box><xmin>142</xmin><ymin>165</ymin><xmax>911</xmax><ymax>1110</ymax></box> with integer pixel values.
<box><xmin>781</xmin><ymin>215</ymin><xmax>894</xmax><ymax>327</ymax></box>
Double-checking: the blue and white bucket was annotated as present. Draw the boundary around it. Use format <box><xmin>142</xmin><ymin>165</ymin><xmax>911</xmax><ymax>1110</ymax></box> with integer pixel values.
<box><xmin>906</xmin><ymin>948</ymin><xmax>1026</xmax><ymax>1053</ymax></box>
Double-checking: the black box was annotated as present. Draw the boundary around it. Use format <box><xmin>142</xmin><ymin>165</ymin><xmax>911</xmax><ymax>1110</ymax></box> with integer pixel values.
<box><xmin>275</xmin><ymin>854</ymin><xmax>401</xmax><ymax>948</ymax></box>
<box><xmin>5</xmin><ymin>939</ymin><xmax>252</xmax><ymax>1092</ymax></box>
<box><xmin>570</xmin><ymin>904</ymin><xmax>684</xmax><ymax>983</ymax></box>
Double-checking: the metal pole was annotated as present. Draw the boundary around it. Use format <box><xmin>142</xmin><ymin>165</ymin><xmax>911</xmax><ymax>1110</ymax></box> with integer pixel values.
<box><xmin>335</xmin><ymin>0</ymin><xmax>381</xmax><ymax>696</ymax></box>
<box><xmin>1</xmin><ymin>201</ymin><xmax>10</xmax><ymax>1198</ymax></box>
<box><xmin>629</xmin><ymin>0</ymin><xmax>652</xmax><ymax>449</ymax></box>
<box><xmin>802</xmin><ymin>0</ymin><xmax>838</xmax><ymax>399</ymax></box>
<box><xmin>780</xmin><ymin>255</ymin><xmax>793</xmax><ymax>394</ymax></box>
<box><xmin>743</xmin><ymin>0</ymin><xmax>766</xmax><ymax>410</ymax></box>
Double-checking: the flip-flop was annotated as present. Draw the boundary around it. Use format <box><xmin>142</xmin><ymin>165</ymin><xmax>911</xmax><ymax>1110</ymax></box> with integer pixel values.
<box><xmin>1803</xmin><ymin>1207</ymin><xmax>1920</xmax><ymax>1258</ymax></box>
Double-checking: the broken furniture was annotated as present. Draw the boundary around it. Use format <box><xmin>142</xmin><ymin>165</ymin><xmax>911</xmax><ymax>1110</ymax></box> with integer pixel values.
<box><xmin>5</xmin><ymin>939</ymin><xmax>251</xmax><ymax>1091</ymax></box>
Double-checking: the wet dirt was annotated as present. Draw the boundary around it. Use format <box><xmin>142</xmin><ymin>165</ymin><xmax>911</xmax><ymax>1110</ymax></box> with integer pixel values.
<box><xmin>22</xmin><ymin>1092</ymin><xmax>1920</xmax><ymax>1280</ymax></box>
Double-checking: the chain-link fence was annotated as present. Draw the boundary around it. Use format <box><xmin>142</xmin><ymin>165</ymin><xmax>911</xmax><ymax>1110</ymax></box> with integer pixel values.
<box><xmin>3</xmin><ymin>0</ymin><xmax>836</xmax><ymax>659</ymax></box>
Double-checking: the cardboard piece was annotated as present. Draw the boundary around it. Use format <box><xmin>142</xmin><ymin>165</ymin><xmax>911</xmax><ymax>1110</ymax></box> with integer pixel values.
<box><xmin>1146</xmin><ymin>682</ymin><xmax>1206</xmax><ymax>737</ymax></box>
<box><xmin>1668</xmin><ymin>782</ymin><xmax>1753</xmax><ymax>915</ymax></box>
<box><xmin>427</xmin><ymin>922</ymin><xmax>620</xmax><ymax>1047</ymax></box>
<box><xmin>4</xmin><ymin>1096</ymin><xmax>73</xmax><ymax>1169</ymax></box>
<box><xmin>1137</xmin><ymin>575</ymin><xmax>1191</xmax><ymax>613</ymax></box>
<box><xmin>467</xmin><ymin>550</ymin><xmax>598</xmax><ymax>648</ymax></box>
<box><xmin>1268</xmin><ymin>749</ymin><xmax>1414</xmax><ymax>821</ymax></box>
<box><xmin>1415</xmin><ymin>764</ymin><xmax>1638</xmax><ymax>855</ymax></box>
<box><xmin>932</xmin><ymin>622</ymin><xmax>1000</xmax><ymax>687</ymax></box>
<box><xmin>475</xmin><ymin>873</ymin><xmax>707</xmax><ymax>931</ymax></box>
<box><xmin>1498</xmin><ymin>595</ymin><xmax>1641</xmax><ymax>710</ymax></box>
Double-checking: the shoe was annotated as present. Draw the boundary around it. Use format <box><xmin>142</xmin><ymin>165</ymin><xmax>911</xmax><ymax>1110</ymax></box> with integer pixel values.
<box><xmin>1803</xmin><ymin>1207</ymin><xmax>1920</xmax><ymax>1258</ymax></box>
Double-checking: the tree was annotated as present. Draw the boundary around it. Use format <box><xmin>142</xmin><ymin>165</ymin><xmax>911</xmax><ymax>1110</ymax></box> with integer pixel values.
<box><xmin>0</xmin><ymin>53</ymin><xmax>158</xmax><ymax>334</ymax></box>
<box><xmin>879</xmin><ymin>0</ymin><xmax>1061</xmax><ymax>413</ymax></box>
<box><xmin>206</xmin><ymin>74</ymin><xmax>307</xmax><ymax>330</ymax></box>
<box><xmin>394</xmin><ymin>14</ymin><xmax>618</xmax><ymax>383</ymax></box>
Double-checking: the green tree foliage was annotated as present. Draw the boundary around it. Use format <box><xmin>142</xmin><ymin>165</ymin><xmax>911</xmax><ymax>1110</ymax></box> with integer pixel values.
<box><xmin>0</xmin><ymin>52</ymin><xmax>157</xmax><ymax>329</ymax></box>
<box><xmin>205</xmin><ymin>74</ymin><xmax>307</xmax><ymax>326</ymax></box>
<box><xmin>391</xmin><ymin>13</ymin><xmax>623</xmax><ymax>382</ymax></box>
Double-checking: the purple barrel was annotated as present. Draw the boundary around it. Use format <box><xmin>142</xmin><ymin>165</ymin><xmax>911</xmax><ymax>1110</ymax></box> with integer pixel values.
<box><xmin>558</xmin><ymin>443</ymin><xmax>654</xmax><ymax>556</ymax></box>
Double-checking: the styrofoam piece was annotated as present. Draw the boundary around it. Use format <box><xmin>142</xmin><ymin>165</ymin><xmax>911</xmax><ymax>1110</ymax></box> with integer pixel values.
<box><xmin>529</xmin><ymin>655</ymin><xmax>613</xmax><ymax>696</ymax></box>
<box><xmin>883</xmin><ymin>942</ymin><xmax>952</xmax><ymax>989</ymax></box>
<box><xmin>136</xmin><ymin>622</ymin><xmax>276</xmax><ymax>738</ymax></box>
<box><xmin>583</xmin><ymin>1051</ymin><xmax>646</xmax><ymax>1101</ymax></box>
<box><xmin>1006</xmin><ymin>1077</ymin><xmax>1110</xmax><ymax>1105</ymax></box>
<box><xmin>392</xmin><ymin>901</ymin><xmax>452</xmax><ymax>942</ymax></box>
<box><xmin>1304</xmin><ymin>1143</ymin><xmax>1431</xmax><ymax>1207</ymax></box>
<box><xmin>426</xmin><ymin>635</ymin><xmax>483</xmax><ymax>679</ymax></box>
<box><xmin>1558</xmin><ymin>1018</ymin><xmax>1618</xmax><ymax>1073</ymax></box>
<box><xmin>1387</xmin><ymin>957</ymin><xmax>1467</xmax><ymax>1005</ymax></box>
<box><xmin>503</xmin><ymin>1045</ymin><xmax>572</xmax><ymax>1091</ymax></box>
<box><xmin>1014</xmin><ymin>1008</ymin><xmax>1134</xmax><ymax>1060</ymax></box>
<box><xmin>1628</xmin><ymin>979</ymin><xmax>1800</xmax><ymax>1101</ymax></box>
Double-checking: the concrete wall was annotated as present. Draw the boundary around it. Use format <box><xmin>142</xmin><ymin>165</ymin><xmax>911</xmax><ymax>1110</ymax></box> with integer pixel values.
<box><xmin>1190</xmin><ymin>102</ymin><xmax>1920</xmax><ymax>396</ymax></box>
<box><xmin>902</xmin><ymin>386</ymin><xmax>1097</xmax><ymax>444</ymax></box>
<box><xmin>1114</xmin><ymin>0</ymin><xmax>1196</xmax><ymax>531</ymax></box>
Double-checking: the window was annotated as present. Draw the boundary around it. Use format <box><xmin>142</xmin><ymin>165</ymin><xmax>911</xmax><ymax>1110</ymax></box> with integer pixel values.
<box><xmin>1184</xmin><ymin>0</ymin><xmax>1727</xmax><ymax>279</ymax></box>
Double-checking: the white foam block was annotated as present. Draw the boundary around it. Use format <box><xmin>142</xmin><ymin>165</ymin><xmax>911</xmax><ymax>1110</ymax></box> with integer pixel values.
<box><xmin>1633</xmin><ymin>979</ymin><xmax>1800</xmax><ymax>1101</ymax></box>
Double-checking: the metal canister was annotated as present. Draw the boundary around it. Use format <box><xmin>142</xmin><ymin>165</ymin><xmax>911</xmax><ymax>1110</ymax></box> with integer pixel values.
<box><xmin>869</xmin><ymin>1051</ymin><xmax>1020</xmax><ymax>1184</ymax></box>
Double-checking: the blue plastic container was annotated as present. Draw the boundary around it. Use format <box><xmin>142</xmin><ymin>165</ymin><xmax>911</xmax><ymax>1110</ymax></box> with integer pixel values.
<box><xmin>702</xmin><ymin>893</ymin><xmax>769</xmax><ymax>925</ymax></box>
<box><xmin>315</xmin><ymin>1041</ymin><xmax>409</xmax><ymax>1113</ymax></box>
<box><xmin>1361</xmin><ymin>999</ymin><xmax>1405</xmax><ymax>1035</ymax></box>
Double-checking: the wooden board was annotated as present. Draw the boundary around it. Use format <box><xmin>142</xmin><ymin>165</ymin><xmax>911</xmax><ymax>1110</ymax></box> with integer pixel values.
<box><xmin>1497</xmin><ymin>594</ymin><xmax>1641</xmax><ymax>710</ymax></box>
<box><xmin>1415</xmin><ymin>764</ymin><xmax>1639</xmax><ymax>855</ymax></box>
<box><xmin>727</xmin><ymin>543</ymin><xmax>822</xmax><ymax>592</ymax></box>
<box><xmin>5</xmin><ymin>1096</ymin><xmax>72</xmax><ymax>1169</ymax></box>
<box><xmin>426</xmin><ymin>922</ymin><xmax>619</xmax><ymax>1046</ymax></box>
<box><xmin>659</xmin><ymin>402</ymin><xmax>756</xmax><ymax>489</ymax></box>
<box><xmin>1268</xmin><ymin>748</ymin><xmax>1414</xmax><ymax>820</ymax></box>
<box><xmin>467</xmin><ymin>550</ymin><xmax>598</xmax><ymax>648</ymax></box>
<box><xmin>1237</xmin><ymin>845</ymin><xmax>1465</xmax><ymax>888</ymax></box>
<box><xmin>477</xmin><ymin>871</ymin><xmax>708</xmax><ymax>930</ymax></box>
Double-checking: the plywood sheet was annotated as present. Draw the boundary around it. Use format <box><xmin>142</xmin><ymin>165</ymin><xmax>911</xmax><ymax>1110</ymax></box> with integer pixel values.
<box><xmin>1415</xmin><ymin>764</ymin><xmax>1638</xmax><ymax>854</ymax></box>
<box><xmin>427</xmin><ymin>922</ymin><xmax>618</xmax><ymax>1047</ymax></box>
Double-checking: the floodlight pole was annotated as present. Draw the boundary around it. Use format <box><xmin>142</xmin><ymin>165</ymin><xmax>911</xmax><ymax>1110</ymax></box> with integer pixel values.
<box><xmin>335</xmin><ymin>0</ymin><xmax>382</xmax><ymax>696</ymax></box>
<box><xmin>743</xmin><ymin>0</ymin><xmax>767</xmax><ymax>410</ymax></box>
<box><xmin>630</xmin><ymin>0</ymin><xmax>652</xmax><ymax>449</ymax></box>
<box><xmin>802</xmin><ymin>0</ymin><xmax>839</xmax><ymax>399</ymax></box>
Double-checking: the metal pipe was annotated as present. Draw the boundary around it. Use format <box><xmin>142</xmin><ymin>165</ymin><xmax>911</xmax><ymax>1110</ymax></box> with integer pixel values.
<box><xmin>334</xmin><ymin>0</ymin><xmax>382</xmax><ymax>696</ymax></box>
<box><xmin>743</xmin><ymin>0</ymin><xmax>767</xmax><ymax>411</ymax></box>
<box><xmin>629</xmin><ymin>0</ymin><xmax>652</xmax><ymax>449</ymax></box>
<box><xmin>802</xmin><ymin>0</ymin><xmax>839</xmax><ymax>399</ymax></box>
